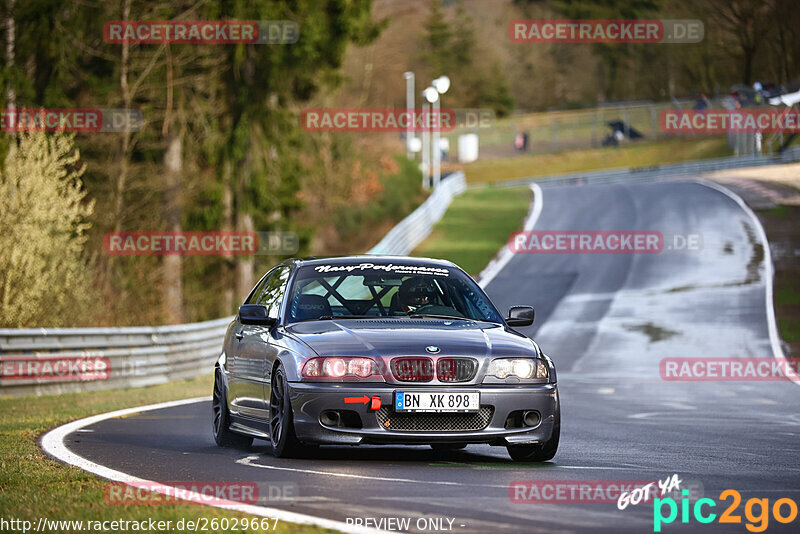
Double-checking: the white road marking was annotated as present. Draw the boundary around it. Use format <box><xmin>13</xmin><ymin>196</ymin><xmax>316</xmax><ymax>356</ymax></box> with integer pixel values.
<box><xmin>40</xmin><ymin>397</ymin><xmax>391</xmax><ymax>534</ymax></box>
<box><xmin>754</xmin><ymin>398</ymin><xmax>778</xmax><ymax>405</ymax></box>
<box><xmin>628</xmin><ymin>412</ymin><xmax>670</xmax><ymax>420</ymax></box>
<box><xmin>239</xmin><ymin>454</ymin><xmax>644</xmax><ymax>474</ymax></box>
<box><xmin>236</xmin><ymin>455</ymin><xmax>508</xmax><ymax>488</ymax></box>
<box><xmin>477</xmin><ymin>183</ymin><xmax>543</xmax><ymax>288</ymax></box>
<box><xmin>659</xmin><ymin>402</ymin><xmax>696</xmax><ymax>411</ymax></box>
<box><xmin>697</xmin><ymin>179</ymin><xmax>799</xmax><ymax>386</ymax></box>
<box><xmin>553</xmin><ymin>465</ymin><xmax>648</xmax><ymax>470</ymax></box>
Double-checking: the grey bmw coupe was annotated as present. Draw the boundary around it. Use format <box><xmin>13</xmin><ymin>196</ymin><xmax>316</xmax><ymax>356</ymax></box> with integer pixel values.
<box><xmin>212</xmin><ymin>256</ymin><xmax>560</xmax><ymax>461</ymax></box>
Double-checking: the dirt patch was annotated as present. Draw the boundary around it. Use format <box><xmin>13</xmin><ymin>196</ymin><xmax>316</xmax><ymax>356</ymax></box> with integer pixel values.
<box><xmin>623</xmin><ymin>323</ymin><xmax>679</xmax><ymax>343</ymax></box>
<box><xmin>757</xmin><ymin>205</ymin><xmax>800</xmax><ymax>357</ymax></box>
<box><xmin>706</xmin><ymin>163</ymin><xmax>800</xmax><ymax>205</ymax></box>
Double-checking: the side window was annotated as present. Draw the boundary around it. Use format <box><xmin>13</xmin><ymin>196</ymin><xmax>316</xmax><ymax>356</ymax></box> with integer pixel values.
<box><xmin>244</xmin><ymin>270</ymin><xmax>274</xmax><ymax>305</ymax></box>
<box><xmin>256</xmin><ymin>266</ymin><xmax>291</xmax><ymax>318</ymax></box>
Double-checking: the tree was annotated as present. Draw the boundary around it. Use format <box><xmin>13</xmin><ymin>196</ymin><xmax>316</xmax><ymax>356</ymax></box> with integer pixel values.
<box><xmin>550</xmin><ymin>0</ymin><xmax>660</xmax><ymax>101</ymax></box>
<box><xmin>703</xmin><ymin>0</ymin><xmax>773</xmax><ymax>85</ymax></box>
<box><xmin>162</xmin><ymin>43</ymin><xmax>184</xmax><ymax>323</ymax></box>
<box><xmin>767</xmin><ymin>0</ymin><xmax>800</xmax><ymax>84</ymax></box>
<box><xmin>419</xmin><ymin>1</ymin><xmax>514</xmax><ymax>115</ymax></box>
<box><xmin>4</xmin><ymin>0</ymin><xmax>14</xmax><ymax>113</ymax></box>
<box><xmin>0</xmin><ymin>133</ymin><xmax>95</xmax><ymax>327</ymax></box>
<box><xmin>211</xmin><ymin>0</ymin><xmax>383</xmax><ymax>306</ymax></box>
<box><xmin>420</xmin><ymin>0</ymin><xmax>452</xmax><ymax>76</ymax></box>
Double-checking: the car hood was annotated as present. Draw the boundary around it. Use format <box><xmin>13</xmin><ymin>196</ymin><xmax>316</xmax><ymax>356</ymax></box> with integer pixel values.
<box><xmin>283</xmin><ymin>318</ymin><xmax>538</xmax><ymax>359</ymax></box>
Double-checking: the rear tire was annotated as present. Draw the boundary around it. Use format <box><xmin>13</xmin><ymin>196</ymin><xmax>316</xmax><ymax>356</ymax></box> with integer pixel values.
<box><xmin>506</xmin><ymin>412</ymin><xmax>560</xmax><ymax>462</ymax></box>
<box><xmin>212</xmin><ymin>368</ymin><xmax>253</xmax><ymax>449</ymax></box>
<box><xmin>269</xmin><ymin>365</ymin><xmax>304</xmax><ymax>458</ymax></box>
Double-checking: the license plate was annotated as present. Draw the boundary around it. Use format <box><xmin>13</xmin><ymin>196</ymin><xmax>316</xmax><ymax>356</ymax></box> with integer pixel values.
<box><xmin>394</xmin><ymin>391</ymin><xmax>480</xmax><ymax>413</ymax></box>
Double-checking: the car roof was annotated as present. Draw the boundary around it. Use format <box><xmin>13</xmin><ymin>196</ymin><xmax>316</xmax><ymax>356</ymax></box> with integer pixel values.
<box><xmin>289</xmin><ymin>255</ymin><xmax>459</xmax><ymax>269</ymax></box>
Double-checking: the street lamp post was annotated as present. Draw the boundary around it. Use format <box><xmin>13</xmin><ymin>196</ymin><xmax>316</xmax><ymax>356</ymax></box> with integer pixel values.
<box><xmin>429</xmin><ymin>76</ymin><xmax>450</xmax><ymax>188</ymax></box>
<box><xmin>419</xmin><ymin>76</ymin><xmax>451</xmax><ymax>190</ymax></box>
<box><xmin>432</xmin><ymin>95</ymin><xmax>441</xmax><ymax>188</ymax></box>
<box><xmin>421</xmin><ymin>95</ymin><xmax>431</xmax><ymax>189</ymax></box>
<box><xmin>403</xmin><ymin>72</ymin><xmax>415</xmax><ymax>160</ymax></box>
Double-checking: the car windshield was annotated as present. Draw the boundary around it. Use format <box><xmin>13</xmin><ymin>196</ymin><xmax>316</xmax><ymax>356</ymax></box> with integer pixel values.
<box><xmin>287</xmin><ymin>262</ymin><xmax>503</xmax><ymax>324</ymax></box>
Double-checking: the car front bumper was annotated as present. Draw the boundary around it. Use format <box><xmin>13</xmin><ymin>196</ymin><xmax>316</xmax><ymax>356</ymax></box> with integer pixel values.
<box><xmin>288</xmin><ymin>382</ymin><xmax>559</xmax><ymax>446</ymax></box>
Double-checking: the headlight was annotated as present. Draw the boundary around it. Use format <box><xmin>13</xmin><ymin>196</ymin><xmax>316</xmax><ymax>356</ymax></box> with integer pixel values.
<box><xmin>486</xmin><ymin>358</ymin><xmax>548</xmax><ymax>380</ymax></box>
<box><xmin>302</xmin><ymin>357</ymin><xmax>383</xmax><ymax>381</ymax></box>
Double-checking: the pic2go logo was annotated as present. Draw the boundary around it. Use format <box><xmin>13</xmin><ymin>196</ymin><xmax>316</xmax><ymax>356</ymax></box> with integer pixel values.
<box><xmin>654</xmin><ymin>489</ymin><xmax>799</xmax><ymax>532</ymax></box>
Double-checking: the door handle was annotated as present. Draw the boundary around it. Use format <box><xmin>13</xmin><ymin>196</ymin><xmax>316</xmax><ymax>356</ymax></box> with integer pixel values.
<box><xmin>234</xmin><ymin>331</ymin><xmax>244</xmax><ymax>340</ymax></box>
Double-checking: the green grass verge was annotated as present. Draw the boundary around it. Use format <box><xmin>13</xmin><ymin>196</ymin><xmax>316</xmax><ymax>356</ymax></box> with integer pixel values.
<box><xmin>463</xmin><ymin>137</ymin><xmax>732</xmax><ymax>184</ymax></box>
<box><xmin>778</xmin><ymin>318</ymin><xmax>800</xmax><ymax>342</ymax></box>
<box><xmin>775</xmin><ymin>285</ymin><xmax>800</xmax><ymax>307</ymax></box>
<box><xmin>0</xmin><ymin>375</ymin><xmax>329</xmax><ymax>534</ymax></box>
<box><xmin>764</xmin><ymin>205</ymin><xmax>792</xmax><ymax>220</ymax></box>
<box><xmin>411</xmin><ymin>186</ymin><xmax>532</xmax><ymax>275</ymax></box>
<box><xmin>755</xmin><ymin>206</ymin><xmax>800</xmax><ymax>351</ymax></box>
<box><xmin>775</xmin><ymin>279</ymin><xmax>800</xmax><ymax>342</ymax></box>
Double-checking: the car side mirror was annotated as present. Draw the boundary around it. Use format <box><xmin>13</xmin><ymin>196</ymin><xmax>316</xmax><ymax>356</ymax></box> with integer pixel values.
<box><xmin>506</xmin><ymin>306</ymin><xmax>534</xmax><ymax>327</ymax></box>
<box><xmin>239</xmin><ymin>304</ymin><xmax>277</xmax><ymax>326</ymax></box>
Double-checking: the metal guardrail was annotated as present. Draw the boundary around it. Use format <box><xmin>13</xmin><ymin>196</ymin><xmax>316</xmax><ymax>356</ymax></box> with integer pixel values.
<box><xmin>0</xmin><ymin>317</ymin><xmax>232</xmax><ymax>397</ymax></box>
<box><xmin>367</xmin><ymin>171</ymin><xmax>466</xmax><ymax>255</ymax></box>
<box><xmin>476</xmin><ymin>146</ymin><xmax>800</xmax><ymax>189</ymax></box>
<box><xmin>0</xmin><ymin>171</ymin><xmax>467</xmax><ymax>397</ymax></box>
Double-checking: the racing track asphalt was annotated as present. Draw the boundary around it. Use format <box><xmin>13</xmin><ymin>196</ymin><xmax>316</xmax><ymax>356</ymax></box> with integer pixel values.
<box><xmin>53</xmin><ymin>181</ymin><xmax>800</xmax><ymax>533</ymax></box>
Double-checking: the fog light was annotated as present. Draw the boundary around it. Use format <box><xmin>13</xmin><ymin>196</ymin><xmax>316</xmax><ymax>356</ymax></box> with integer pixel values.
<box><xmin>523</xmin><ymin>410</ymin><xmax>541</xmax><ymax>427</ymax></box>
<box><xmin>320</xmin><ymin>410</ymin><xmax>341</xmax><ymax>427</ymax></box>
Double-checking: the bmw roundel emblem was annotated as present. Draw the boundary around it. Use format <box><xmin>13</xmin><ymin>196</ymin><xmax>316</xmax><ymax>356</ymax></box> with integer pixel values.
<box><xmin>426</xmin><ymin>345</ymin><xmax>440</xmax><ymax>354</ymax></box>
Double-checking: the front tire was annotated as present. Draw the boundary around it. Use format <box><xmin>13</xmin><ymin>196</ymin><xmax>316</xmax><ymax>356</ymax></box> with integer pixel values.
<box><xmin>506</xmin><ymin>412</ymin><xmax>560</xmax><ymax>462</ymax></box>
<box><xmin>269</xmin><ymin>365</ymin><xmax>304</xmax><ymax>458</ymax></box>
<box><xmin>212</xmin><ymin>368</ymin><xmax>253</xmax><ymax>448</ymax></box>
